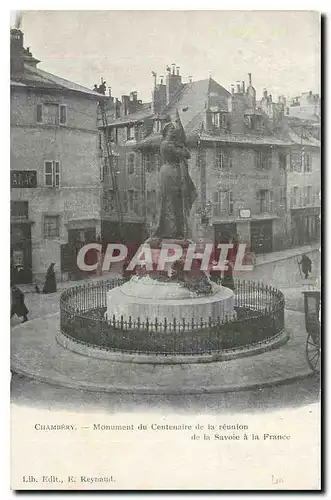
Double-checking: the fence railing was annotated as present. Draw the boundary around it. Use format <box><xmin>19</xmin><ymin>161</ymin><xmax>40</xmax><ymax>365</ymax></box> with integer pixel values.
<box><xmin>60</xmin><ymin>278</ymin><xmax>285</xmax><ymax>355</ymax></box>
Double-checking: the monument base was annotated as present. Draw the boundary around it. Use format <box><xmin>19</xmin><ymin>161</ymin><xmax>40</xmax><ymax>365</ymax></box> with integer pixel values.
<box><xmin>106</xmin><ymin>275</ymin><xmax>236</xmax><ymax>327</ymax></box>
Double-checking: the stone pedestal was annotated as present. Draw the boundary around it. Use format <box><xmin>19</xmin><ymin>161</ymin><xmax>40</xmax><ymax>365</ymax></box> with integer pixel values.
<box><xmin>106</xmin><ymin>276</ymin><xmax>236</xmax><ymax>327</ymax></box>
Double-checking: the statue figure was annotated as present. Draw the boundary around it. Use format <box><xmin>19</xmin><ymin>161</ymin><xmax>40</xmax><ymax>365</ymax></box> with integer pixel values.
<box><xmin>154</xmin><ymin>113</ymin><xmax>197</xmax><ymax>239</ymax></box>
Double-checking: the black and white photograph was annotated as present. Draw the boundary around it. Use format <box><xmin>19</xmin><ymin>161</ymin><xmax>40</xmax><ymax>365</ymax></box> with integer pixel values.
<box><xmin>9</xmin><ymin>9</ymin><xmax>321</xmax><ymax>491</ymax></box>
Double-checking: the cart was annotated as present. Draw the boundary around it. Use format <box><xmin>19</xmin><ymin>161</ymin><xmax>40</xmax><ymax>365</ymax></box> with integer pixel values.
<box><xmin>303</xmin><ymin>290</ymin><xmax>321</xmax><ymax>375</ymax></box>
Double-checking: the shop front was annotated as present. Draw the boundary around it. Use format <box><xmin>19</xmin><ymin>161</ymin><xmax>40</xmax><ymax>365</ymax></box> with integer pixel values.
<box><xmin>291</xmin><ymin>207</ymin><xmax>320</xmax><ymax>246</ymax></box>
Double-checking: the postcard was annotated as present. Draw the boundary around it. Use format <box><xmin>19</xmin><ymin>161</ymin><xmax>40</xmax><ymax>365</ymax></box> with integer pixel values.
<box><xmin>10</xmin><ymin>10</ymin><xmax>321</xmax><ymax>490</ymax></box>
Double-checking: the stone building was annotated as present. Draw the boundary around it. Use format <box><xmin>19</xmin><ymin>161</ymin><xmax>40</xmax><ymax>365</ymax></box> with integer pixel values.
<box><xmin>100</xmin><ymin>68</ymin><xmax>297</xmax><ymax>254</ymax></box>
<box><xmin>10</xmin><ymin>28</ymin><xmax>103</xmax><ymax>284</ymax></box>
<box><xmin>286</xmin><ymin>124</ymin><xmax>321</xmax><ymax>246</ymax></box>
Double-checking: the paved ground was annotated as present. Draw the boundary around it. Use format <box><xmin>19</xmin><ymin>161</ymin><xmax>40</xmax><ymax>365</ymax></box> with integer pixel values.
<box><xmin>11</xmin><ymin>309</ymin><xmax>314</xmax><ymax>394</ymax></box>
<box><xmin>11</xmin><ymin>371</ymin><xmax>320</xmax><ymax>414</ymax></box>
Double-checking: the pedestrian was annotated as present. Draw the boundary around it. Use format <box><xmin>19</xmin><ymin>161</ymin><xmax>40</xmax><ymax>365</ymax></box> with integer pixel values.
<box><xmin>11</xmin><ymin>285</ymin><xmax>29</xmax><ymax>323</ymax></box>
<box><xmin>43</xmin><ymin>262</ymin><xmax>57</xmax><ymax>293</ymax></box>
<box><xmin>299</xmin><ymin>254</ymin><xmax>312</xmax><ymax>279</ymax></box>
<box><xmin>221</xmin><ymin>260</ymin><xmax>235</xmax><ymax>291</ymax></box>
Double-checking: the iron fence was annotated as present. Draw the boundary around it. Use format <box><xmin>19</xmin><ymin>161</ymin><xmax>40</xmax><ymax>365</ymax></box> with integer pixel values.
<box><xmin>60</xmin><ymin>278</ymin><xmax>285</xmax><ymax>355</ymax></box>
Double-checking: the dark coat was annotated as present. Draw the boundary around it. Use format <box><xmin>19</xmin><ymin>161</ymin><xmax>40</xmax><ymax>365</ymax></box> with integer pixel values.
<box><xmin>11</xmin><ymin>287</ymin><xmax>28</xmax><ymax>317</ymax></box>
<box><xmin>300</xmin><ymin>255</ymin><xmax>312</xmax><ymax>274</ymax></box>
<box><xmin>43</xmin><ymin>264</ymin><xmax>57</xmax><ymax>293</ymax></box>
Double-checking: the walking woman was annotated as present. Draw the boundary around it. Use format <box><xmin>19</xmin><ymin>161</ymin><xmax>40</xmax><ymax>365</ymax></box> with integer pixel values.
<box><xmin>43</xmin><ymin>262</ymin><xmax>57</xmax><ymax>293</ymax></box>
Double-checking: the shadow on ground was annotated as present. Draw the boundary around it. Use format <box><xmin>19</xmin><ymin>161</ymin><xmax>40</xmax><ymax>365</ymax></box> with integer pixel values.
<box><xmin>11</xmin><ymin>373</ymin><xmax>320</xmax><ymax>415</ymax></box>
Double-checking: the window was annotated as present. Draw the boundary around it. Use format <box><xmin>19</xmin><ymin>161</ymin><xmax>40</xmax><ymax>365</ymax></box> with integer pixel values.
<box><xmin>143</xmin><ymin>152</ymin><xmax>155</xmax><ymax>173</ymax></box>
<box><xmin>303</xmin><ymin>151</ymin><xmax>312</xmax><ymax>172</ymax></box>
<box><xmin>128</xmin><ymin>190</ymin><xmax>135</xmax><ymax>212</ymax></box>
<box><xmin>279</xmin><ymin>187</ymin><xmax>286</xmax><ymax>207</ymax></box>
<box><xmin>36</xmin><ymin>104</ymin><xmax>43</xmax><ymax>123</ymax></box>
<box><xmin>109</xmin><ymin>127</ymin><xmax>117</xmax><ymax>143</ymax></box>
<box><xmin>103</xmin><ymin>190</ymin><xmax>116</xmax><ymax>213</ymax></box>
<box><xmin>153</xmin><ymin>120</ymin><xmax>162</xmax><ymax>133</ymax></box>
<box><xmin>127</xmin><ymin>126</ymin><xmax>135</xmax><ymax>141</ymax></box>
<box><xmin>59</xmin><ymin>105</ymin><xmax>67</xmax><ymax>124</ymax></box>
<box><xmin>279</xmin><ymin>152</ymin><xmax>287</xmax><ymax>170</ymax></box>
<box><xmin>128</xmin><ymin>190</ymin><xmax>140</xmax><ymax>214</ymax></box>
<box><xmin>304</xmin><ymin>186</ymin><xmax>313</xmax><ymax>205</ymax></box>
<box><xmin>290</xmin><ymin>152</ymin><xmax>300</xmax><ymax>172</ymax></box>
<box><xmin>216</xmin><ymin>148</ymin><xmax>232</xmax><ymax>169</ymax></box>
<box><xmin>44</xmin><ymin>215</ymin><xmax>60</xmax><ymax>238</ymax></box>
<box><xmin>212</xmin><ymin>113</ymin><xmax>220</xmax><ymax>127</ymax></box>
<box><xmin>213</xmin><ymin>190</ymin><xmax>233</xmax><ymax>216</ymax></box>
<box><xmin>127</xmin><ymin>153</ymin><xmax>135</xmax><ymax>175</ymax></box>
<box><xmin>37</xmin><ymin>103</ymin><xmax>67</xmax><ymax>125</ymax></box>
<box><xmin>11</xmin><ymin>201</ymin><xmax>28</xmax><ymax>220</ymax></box>
<box><xmin>257</xmin><ymin>189</ymin><xmax>273</xmax><ymax>213</ymax></box>
<box><xmin>292</xmin><ymin>186</ymin><xmax>299</xmax><ymax>207</ymax></box>
<box><xmin>245</xmin><ymin>114</ymin><xmax>264</xmax><ymax>131</ymax></box>
<box><xmin>44</xmin><ymin>161</ymin><xmax>60</xmax><ymax>187</ymax></box>
<box><xmin>122</xmin><ymin>191</ymin><xmax>128</xmax><ymax>214</ymax></box>
<box><xmin>255</xmin><ymin>150</ymin><xmax>272</xmax><ymax>170</ymax></box>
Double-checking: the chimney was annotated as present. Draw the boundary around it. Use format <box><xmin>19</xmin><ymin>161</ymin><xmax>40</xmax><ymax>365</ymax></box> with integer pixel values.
<box><xmin>152</xmin><ymin>77</ymin><xmax>166</xmax><ymax>114</ymax></box>
<box><xmin>176</xmin><ymin>66</ymin><xmax>180</xmax><ymax>76</ymax></box>
<box><xmin>166</xmin><ymin>64</ymin><xmax>183</xmax><ymax>105</ymax></box>
<box><xmin>248</xmin><ymin>73</ymin><xmax>252</xmax><ymax>86</ymax></box>
<box><xmin>108</xmin><ymin>87</ymin><xmax>112</xmax><ymax>97</ymax></box>
<box><xmin>188</xmin><ymin>76</ymin><xmax>192</xmax><ymax>83</ymax></box>
<box><xmin>121</xmin><ymin>95</ymin><xmax>129</xmax><ymax>116</ymax></box>
<box><xmin>242</xmin><ymin>81</ymin><xmax>245</xmax><ymax>93</ymax></box>
<box><xmin>231</xmin><ymin>84</ymin><xmax>235</xmax><ymax>95</ymax></box>
<box><xmin>263</xmin><ymin>89</ymin><xmax>268</xmax><ymax>99</ymax></box>
<box><xmin>269</xmin><ymin>94</ymin><xmax>272</xmax><ymax>102</ymax></box>
<box><xmin>236</xmin><ymin>81</ymin><xmax>241</xmax><ymax>93</ymax></box>
<box><xmin>130</xmin><ymin>91</ymin><xmax>138</xmax><ymax>103</ymax></box>
<box><xmin>10</xmin><ymin>28</ymin><xmax>24</xmax><ymax>75</ymax></box>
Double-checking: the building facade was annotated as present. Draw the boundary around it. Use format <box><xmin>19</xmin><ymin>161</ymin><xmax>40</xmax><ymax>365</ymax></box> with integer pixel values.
<box><xmin>98</xmin><ymin>68</ymin><xmax>321</xmax><ymax>255</ymax></box>
<box><xmin>10</xmin><ymin>28</ymin><xmax>103</xmax><ymax>284</ymax></box>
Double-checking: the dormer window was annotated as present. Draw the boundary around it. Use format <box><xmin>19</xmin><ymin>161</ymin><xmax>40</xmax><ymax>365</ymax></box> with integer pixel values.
<box><xmin>153</xmin><ymin>120</ymin><xmax>162</xmax><ymax>133</ymax></box>
<box><xmin>212</xmin><ymin>112</ymin><xmax>228</xmax><ymax>129</ymax></box>
<box><xmin>244</xmin><ymin>113</ymin><xmax>264</xmax><ymax>131</ymax></box>
<box><xmin>212</xmin><ymin>113</ymin><xmax>220</xmax><ymax>127</ymax></box>
<box><xmin>127</xmin><ymin>125</ymin><xmax>135</xmax><ymax>141</ymax></box>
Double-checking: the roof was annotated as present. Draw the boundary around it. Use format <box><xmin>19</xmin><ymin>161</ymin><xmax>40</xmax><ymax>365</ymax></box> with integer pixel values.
<box><xmin>162</xmin><ymin>78</ymin><xmax>230</xmax><ymax>134</ymax></box>
<box><xmin>195</xmin><ymin>132</ymin><xmax>293</xmax><ymax>147</ymax></box>
<box><xmin>105</xmin><ymin>103</ymin><xmax>154</xmax><ymax>126</ymax></box>
<box><xmin>288</xmin><ymin>130</ymin><xmax>320</xmax><ymax>148</ymax></box>
<box><xmin>11</xmin><ymin>63</ymin><xmax>104</xmax><ymax>98</ymax></box>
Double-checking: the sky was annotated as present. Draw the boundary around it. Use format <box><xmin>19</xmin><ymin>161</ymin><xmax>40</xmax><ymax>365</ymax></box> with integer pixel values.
<box><xmin>12</xmin><ymin>10</ymin><xmax>320</xmax><ymax>103</ymax></box>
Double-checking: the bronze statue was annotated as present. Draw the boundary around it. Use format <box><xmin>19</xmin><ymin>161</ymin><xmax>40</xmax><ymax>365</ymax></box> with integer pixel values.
<box><xmin>154</xmin><ymin>113</ymin><xmax>197</xmax><ymax>239</ymax></box>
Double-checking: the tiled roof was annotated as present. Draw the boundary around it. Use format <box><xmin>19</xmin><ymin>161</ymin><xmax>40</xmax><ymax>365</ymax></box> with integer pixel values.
<box><xmin>162</xmin><ymin>78</ymin><xmax>230</xmax><ymax>133</ymax></box>
<box><xmin>136</xmin><ymin>130</ymin><xmax>293</xmax><ymax>148</ymax></box>
<box><xmin>105</xmin><ymin>103</ymin><xmax>154</xmax><ymax>126</ymax></box>
<box><xmin>197</xmin><ymin>132</ymin><xmax>293</xmax><ymax>146</ymax></box>
<box><xmin>11</xmin><ymin>63</ymin><xmax>104</xmax><ymax>98</ymax></box>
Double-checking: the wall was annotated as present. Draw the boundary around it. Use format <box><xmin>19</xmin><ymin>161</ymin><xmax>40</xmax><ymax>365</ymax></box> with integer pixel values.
<box><xmin>11</xmin><ymin>86</ymin><xmax>102</xmax><ymax>282</ymax></box>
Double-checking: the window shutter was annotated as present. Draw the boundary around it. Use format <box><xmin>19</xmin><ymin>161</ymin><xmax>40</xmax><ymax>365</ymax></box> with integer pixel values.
<box><xmin>54</xmin><ymin>161</ymin><xmax>60</xmax><ymax>187</ymax></box>
<box><xmin>59</xmin><ymin>105</ymin><xmax>67</xmax><ymax>124</ymax></box>
<box><xmin>36</xmin><ymin>104</ymin><xmax>43</xmax><ymax>123</ymax></box>
<box><xmin>45</xmin><ymin>161</ymin><xmax>53</xmax><ymax>186</ymax></box>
